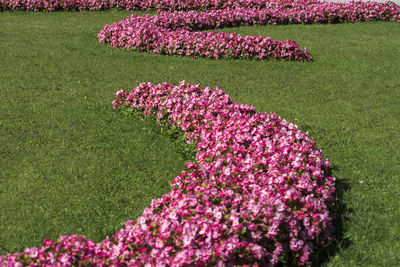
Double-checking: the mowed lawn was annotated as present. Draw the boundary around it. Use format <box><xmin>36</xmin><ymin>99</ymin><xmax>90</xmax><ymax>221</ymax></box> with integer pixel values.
<box><xmin>0</xmin><ymin>10</ymin><xmax>399</xmax><ymax>266</ymax></box>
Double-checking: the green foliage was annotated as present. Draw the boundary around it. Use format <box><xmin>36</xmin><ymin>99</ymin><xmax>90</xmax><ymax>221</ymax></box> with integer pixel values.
<box><xmin>160</xmin><ymin>125</ymin><xmax>197</xmax><ymax>160</ymax></box>
<box><xmin>0</xmin><ymin>10</ymin><xmax>399</xmax><ymax>266</ymax></box>
<box><xmin>120</xmin><ymin>107</ymin><xmax>197</xmax><ymax>160</ymax></box>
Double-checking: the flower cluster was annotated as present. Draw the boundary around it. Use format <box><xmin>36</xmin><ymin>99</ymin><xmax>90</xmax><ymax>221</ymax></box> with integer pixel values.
<box><xmin>97</xmin><ymin>0</ymin><xmax>400</xmax><ymax>61</ymax></box>
<box><xmin>0</xmin><ymin>0</ymin><xmax>113</xmax><ymax>11</ymax></box>
<box><xmin>97</xmin><ymin>12</ymin><xmax>311</xmax><ymax>61</ymax></box>
<box><xmin>0</xmin><ymin>82</ymin><xmax>336</xmax><ymax>266</ymax></box>
<box><xmin>1</xmin><ymin>0</ymin><xmax>400</xmax><ymax>16</ymax></box>
<box><xmin>0</xmin><ymin>236</ymin><xmax>97</xmax><ymax>266</ymax></box>
<box><xmin>151</xmin><ymin>2</ymin><xmax>400</xmax><ymax>31</ymax></box>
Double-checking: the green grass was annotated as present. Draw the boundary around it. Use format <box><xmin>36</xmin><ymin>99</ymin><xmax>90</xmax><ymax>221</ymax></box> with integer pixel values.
<box><xmin>1</xmin><ymin>10</ymin><xmax>399</xmax><ymax>266</ymax></box>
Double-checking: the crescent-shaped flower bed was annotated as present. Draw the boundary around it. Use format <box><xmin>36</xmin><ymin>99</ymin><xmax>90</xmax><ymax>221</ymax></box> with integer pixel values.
<box><xmin>97</xmin><ymin>10</ymin><xmax>312</xmax><ymax>61</ymax></box>
<box><xmin>0</xmin><ymin>82</ymin><xmax>336</xmax><ymax>266</ymax></box>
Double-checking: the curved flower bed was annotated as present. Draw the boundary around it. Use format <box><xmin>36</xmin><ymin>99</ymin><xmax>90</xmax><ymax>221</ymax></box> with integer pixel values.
<box><xmin>1</xmin><ymin>0</ymin><xmax>400</xmax><ymax>15</ymax></box>
<box><xmin>0</xmin><ymin>82</ymin><xmax>336</xmax><ymax>266</ymax></box>
<box><xmin>97</xmin><ymin>11</ymin><xmax>312</xmax><ymax>61</ymax></box>
<box><xmin>97</xmin><ymin>0</ymin><xmax>400</xmax><ymax>61</ymax></box>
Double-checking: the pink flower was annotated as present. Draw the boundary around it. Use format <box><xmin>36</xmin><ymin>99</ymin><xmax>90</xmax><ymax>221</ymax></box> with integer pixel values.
<box><xmin>25</xmin><ymin>247</ymin><xmax>39</xmax><ymax>259</ymax></box>
<box><xmin>58</xmin><ymin>253</ymin><xmax>70</xmax><ymax>264</ymax></box>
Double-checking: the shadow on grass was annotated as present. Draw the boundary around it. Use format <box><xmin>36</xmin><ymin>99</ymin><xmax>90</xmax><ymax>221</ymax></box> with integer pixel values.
<box><xmin>312</xmin><ymin>164</ymin><xmax>353</xmax><ymax>266</ymax></box>
<box><xmin>0</xmin><ymin>244</ymin><xmax>8</xmax><ymax>255</ymax></box>
<box><xmin>296</xmin><ymin>123</ymin><xmax>353</xmax><ymax>266</ymax></box>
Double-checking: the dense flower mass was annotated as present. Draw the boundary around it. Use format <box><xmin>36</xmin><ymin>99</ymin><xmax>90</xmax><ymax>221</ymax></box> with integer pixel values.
<box><xmin>0</xmin><ymin>82</ymin><xmax>336</xmax><ymax>266</ymax></box>
<box><xmin>0</xmin><ymin>0</ymin><xmax>400</xmax><ymax>15</ymax></box>
<box><xmin>97</xmin><ymin>11</ymin><xmax>312</xmax><ymax>61</ymax></box>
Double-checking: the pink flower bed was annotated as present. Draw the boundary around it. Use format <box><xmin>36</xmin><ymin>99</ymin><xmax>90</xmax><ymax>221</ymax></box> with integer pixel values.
<box><xmin>0</xmin><ymin>82</ymin><xmax>336</xmax><ymax>266</ymax></box>
<box><xmin>97</xmin><ymin>11</ymin><xmax>312</xmax><ymax>61</ymax></box>
<box><xmin>1</xmin><ymin>0</ymin><xmax>400</xmax><ymax>15</ymax></box>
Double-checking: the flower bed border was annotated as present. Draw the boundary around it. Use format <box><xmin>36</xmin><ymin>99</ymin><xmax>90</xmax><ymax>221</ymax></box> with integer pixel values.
<box><xmin>1</xmin><ymin>82</ymin><xmax>336</xmax><ymax>266</ymax></box>
<box><xmin>97</xmin><ymin>8</ymin><xmax>313</xmax><ymax>61</ymax></box>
